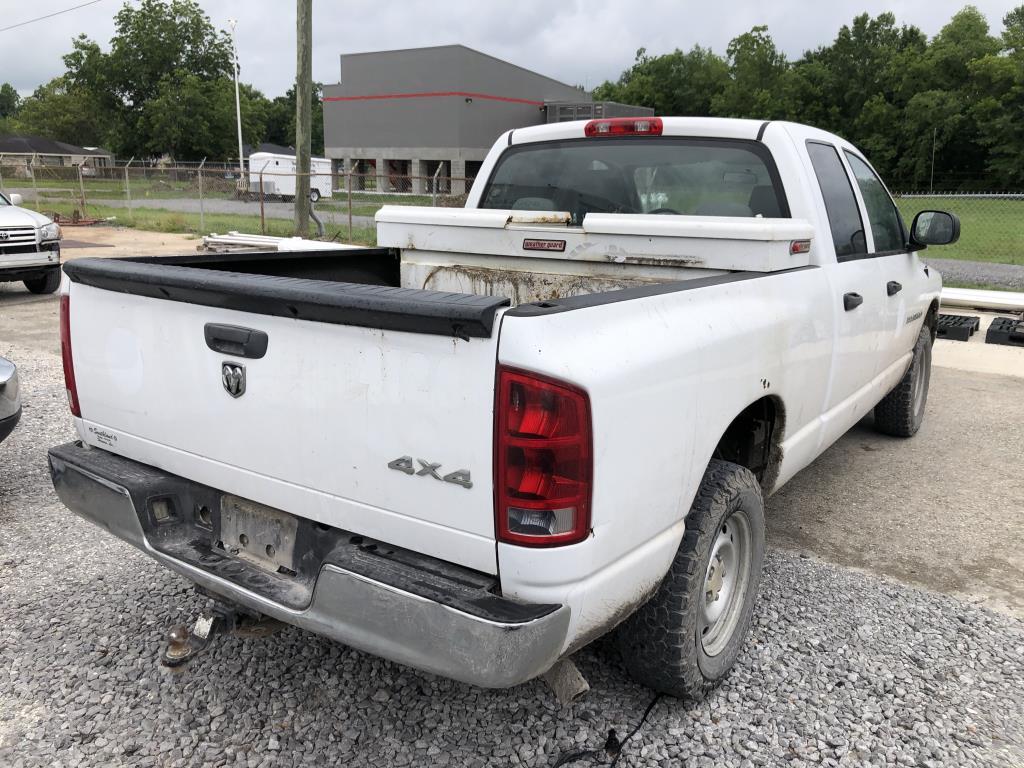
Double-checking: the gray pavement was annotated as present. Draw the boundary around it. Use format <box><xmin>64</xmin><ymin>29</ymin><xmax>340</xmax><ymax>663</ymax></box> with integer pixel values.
<box><xmin>1</xmin><ymin>286</ymin><xmax>1023</xmax><ymax>766</ymax></box>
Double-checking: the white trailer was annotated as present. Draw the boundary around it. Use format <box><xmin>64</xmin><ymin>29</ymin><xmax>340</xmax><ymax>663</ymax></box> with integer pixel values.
<box><xmin>247</xmin><ymin>152</ymin><xmax>333</xmax><ymax>202</ymax></box>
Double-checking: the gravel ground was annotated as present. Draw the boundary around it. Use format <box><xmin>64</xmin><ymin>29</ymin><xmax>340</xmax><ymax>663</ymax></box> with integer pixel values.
<box><xmin>2</xmin><ymin>344</ymin><xmax>1023</xmax><ymax>768</ymax></box>
<box><xmin>928</xmin><ymin>258</ymin><xmax>1024</xmax><ymax>291</ymax></box>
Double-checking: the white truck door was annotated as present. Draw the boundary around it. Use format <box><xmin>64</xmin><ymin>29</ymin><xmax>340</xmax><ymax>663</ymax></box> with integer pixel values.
<box><xmin>805</xmin><ymin>141</ymin><xmax>886</xmax><ymax>416</ymax></box>
<box><xmin>843</xmin><ymin>152</ymin><xmax>930</xmax><ymax>368</ymax></box>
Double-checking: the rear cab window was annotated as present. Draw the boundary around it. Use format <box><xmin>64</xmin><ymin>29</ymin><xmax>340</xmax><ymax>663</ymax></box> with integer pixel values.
<box><xmin>480</xmin><ymin>138</ymin><xmax>789</xmax><ymax>226</ymax></box>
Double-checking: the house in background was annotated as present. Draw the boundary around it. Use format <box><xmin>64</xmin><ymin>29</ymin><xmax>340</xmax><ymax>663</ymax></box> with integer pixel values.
<box><xmin>322</xmin><ymin>44</ymin><xmax>650</xmax><ymax>195</ymax></box>
<box><xmin>0</xmin><ymin>135</ymin><xmax>114</xmax><ymax>173</ymax></box>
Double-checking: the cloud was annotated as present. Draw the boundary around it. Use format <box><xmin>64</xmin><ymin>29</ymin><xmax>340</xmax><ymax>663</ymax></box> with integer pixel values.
<box><xmin>3</xmin><ymin>0</ymin><xmax>1019</xmax><ymax>97</ymax></box>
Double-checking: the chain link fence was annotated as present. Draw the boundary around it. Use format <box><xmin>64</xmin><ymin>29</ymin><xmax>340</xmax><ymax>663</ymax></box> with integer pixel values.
<box><xmin>0</xmin><ymin>162</ymin><xmax>474</xmax><ymax>245</ymax></box>
<box><xmin>0</xmin><ymin>162</ymin><xmax>1019</xmax><ymax>266</ymax></box>
<box><xmin>893</xmin><ymin>192</ymin><xmax>1024</xmax><ymax>266</ymax></box>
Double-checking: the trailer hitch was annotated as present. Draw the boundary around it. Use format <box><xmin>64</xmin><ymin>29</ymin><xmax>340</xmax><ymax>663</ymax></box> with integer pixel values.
<box><xmin>161</xmin><ymin>594</ymin><xmax>282</xmax><ymax>668</ymax></box>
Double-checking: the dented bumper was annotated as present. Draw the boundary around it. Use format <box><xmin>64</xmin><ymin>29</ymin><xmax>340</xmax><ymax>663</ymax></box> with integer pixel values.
<box><xmin>48</xmin><ymin>441</ymin><xmax>570</xmax><ymax>688</ymax></box>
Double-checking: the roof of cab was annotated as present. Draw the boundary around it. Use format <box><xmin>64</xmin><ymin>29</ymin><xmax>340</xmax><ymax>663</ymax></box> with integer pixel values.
<box><xmin>509</xmin><ymin>117</ymin><xmax>770</xmax><ymax>145</ymax></box>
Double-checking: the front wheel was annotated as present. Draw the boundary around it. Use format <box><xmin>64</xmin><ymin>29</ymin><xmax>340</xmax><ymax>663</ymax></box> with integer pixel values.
<box><xmin>24</xmin><ymin>269</ymin><xmax>61</xmax><ymax>295</ymax></box>
<box><xmin>874</xmin><ymin>325</ymin><xmax>932</xmax><ymax>437</ymax></box>
<box><xmin>615</xmin><ymin>459</ymin><xmax>765</xmax><ymax>702</ymax></box>
<box><xmin>309</xmin><ymin>188</ymin><xmax>321</xmax><ymax>203</ymax></box>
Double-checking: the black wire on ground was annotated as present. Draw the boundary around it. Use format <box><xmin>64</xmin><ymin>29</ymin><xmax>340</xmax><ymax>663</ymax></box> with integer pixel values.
<box><xmin>551</xmin><ymin>693</ymin><xmax>663</xmax><ymax>767</ymax></box>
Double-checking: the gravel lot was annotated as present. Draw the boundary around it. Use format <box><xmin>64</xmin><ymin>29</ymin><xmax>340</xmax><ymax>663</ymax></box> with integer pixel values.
<box><xmin>928</xmin><ymin>257</ymin><xmax>1024</xmax><ymax>291</ymax></box>
<box><xmin>2</xmin><ymin>339</ymin><xmax>1024</xmax><ymax>767</ymax></box>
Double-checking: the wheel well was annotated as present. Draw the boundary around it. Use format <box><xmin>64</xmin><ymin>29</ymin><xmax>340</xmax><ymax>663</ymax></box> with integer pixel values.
<box><xmin>925</xmin><ymin>299</ymin><xmax>939</xmax><ymax>342</ymax></box>
<box><xmin>711</xmin><ymin>396</ymin><xmax>785</xmax><ymax>492</ymax></box>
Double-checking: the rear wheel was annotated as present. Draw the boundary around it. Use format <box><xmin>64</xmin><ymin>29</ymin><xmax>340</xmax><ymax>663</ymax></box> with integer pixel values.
<box><xmin>24</xmin><ymin>269</ymin><xmax>61</xmax><ymax>295</ymax></box>
<box><xmin>309</xmin><ymin>188</ymin><xmax>321</xmax><ymax>203</ymax></box>
<box><xmin>874</xmin><ymin>326</ymin><xmax>932</xmax><ymax>437</ymax></box>
<box><xmin>615</xmin><ymin>459</ymin><xmax>765</xmax><ymax>702</ymax></box>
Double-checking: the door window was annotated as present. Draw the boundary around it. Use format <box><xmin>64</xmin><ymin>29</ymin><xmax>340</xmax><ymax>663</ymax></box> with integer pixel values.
<box><xmin>844</xmin><ymin>152</ymin><xmax>905</xmax><ymax>253</ymax></box>
<box><xmin>806</xmin><ymin>142</ymin><xmax>866</xmax><ymax>260</ymax></box>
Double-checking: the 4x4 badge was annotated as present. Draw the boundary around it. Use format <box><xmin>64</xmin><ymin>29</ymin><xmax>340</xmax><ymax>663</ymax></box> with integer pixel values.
<box><xmin>388</xmin><ymin>456</ymin><xmax>472</xmax><ymax>489</ymax></box>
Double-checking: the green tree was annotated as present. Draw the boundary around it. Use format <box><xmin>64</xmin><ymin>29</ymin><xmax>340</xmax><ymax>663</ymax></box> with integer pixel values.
<box><xmin>711</xmin><ymin>27</ymin><xmax>788</xmax><ymax>118</ymax></box>
<box><xmin>13</xmin><ymin>78</ymin><xmax>112</xmax><ymax>147</ymax></box>
<box><xmin>52</xmin><ymin>0</ymin><xmax>239</xmax><ymax>158</ymax></box>
<box><xmin>263</xmin><ymin>84</ymin><xmax>324</xmax><ymax>155</ymax></box>
<box><xmin>138</xmin><ymin>75</ymin><xmax>269</xmax><ymax>160</ymax></box>
<box><xmin>0</xmin><ymin>83</ymin><xmax>20</xmax><ymax>119</ymax></box>
<box><xmin>592</xmin><ymin>46</ymin><xmax>729</xmax><ymax>115</ymax></box>
<box><xmin>970</xmin><ymin>6</ymin><xmax>1024</xmax><ymax>186</ymax></box>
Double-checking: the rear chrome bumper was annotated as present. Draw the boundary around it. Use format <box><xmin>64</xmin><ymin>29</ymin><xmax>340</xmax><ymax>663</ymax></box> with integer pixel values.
<box><xmin>48</xmin><ymin>442</ymin><xmax>570</xmax><ymax>688</ymax></box>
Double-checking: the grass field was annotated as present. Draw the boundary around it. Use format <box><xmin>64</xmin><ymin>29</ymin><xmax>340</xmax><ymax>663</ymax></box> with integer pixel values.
<box><xmin>894</xmin><ymin>196</ymin><xmax>1023</xmax><ymax>265</ymax></box>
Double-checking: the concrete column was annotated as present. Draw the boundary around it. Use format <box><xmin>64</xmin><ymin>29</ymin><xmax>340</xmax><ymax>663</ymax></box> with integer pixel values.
<box><xmin>451</xmin><ymin>159</ymin><xmax>467</xmax><ymax>196</ymax></box>
<box><xmin>410</xmin><ymin>159</ymin><xmax>426</xmax><ymax>194</ymax></box>
<box><xmin>376</xmin><ymin>157</ymin><xmax>389</xmax><ymax>193</ymax></box>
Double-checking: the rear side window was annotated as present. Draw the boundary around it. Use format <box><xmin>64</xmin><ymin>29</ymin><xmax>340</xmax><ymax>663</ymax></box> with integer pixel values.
<box><xmin>806</xmin><ymin>142</ymin><xmax>866</xmax><ymax>260</ymax></box>
<box><xmin>480</xmin><ymin>138</ymin><xmax>788</xmax><ymax>225</ymax></box>
<box><xmin>845</xmin><ymin>152</ymin><xmax>905</xmax><ymax>253</ymax></box>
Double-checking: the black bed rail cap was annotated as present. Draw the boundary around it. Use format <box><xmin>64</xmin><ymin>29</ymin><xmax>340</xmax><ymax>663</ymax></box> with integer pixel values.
<box><xmin>63</xmin><ymin>257</ymin><xmax>510</xmax><ymax>339</ymax></box>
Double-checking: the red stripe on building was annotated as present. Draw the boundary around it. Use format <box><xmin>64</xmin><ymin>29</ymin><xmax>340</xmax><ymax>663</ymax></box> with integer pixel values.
<box><xmin>322</xmin><ymin>90</ymin><xmax>544</xmax><ymax>106</ymax></box>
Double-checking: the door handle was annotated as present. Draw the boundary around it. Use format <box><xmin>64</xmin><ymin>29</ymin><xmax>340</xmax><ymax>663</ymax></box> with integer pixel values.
<box><xmin>843</xmin><ymin>292</ymin><xmax>864</xmax><ymax>311</ymax></box>
<box><xmin>204</xmin><ymin>323</ymin><xmax>269</xmax><ymax>359</ymax></box>
<box><xmin>887</xmin><ymin>281</ymin><xmax>903</xmax><ymax>296</ymax></box>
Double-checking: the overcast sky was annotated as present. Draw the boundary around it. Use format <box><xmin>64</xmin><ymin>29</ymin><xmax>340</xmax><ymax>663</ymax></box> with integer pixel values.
<box><xmin>3</xmin><ymin>0</ymin><xmax>1020</xmax><ymax>97</ymax></box>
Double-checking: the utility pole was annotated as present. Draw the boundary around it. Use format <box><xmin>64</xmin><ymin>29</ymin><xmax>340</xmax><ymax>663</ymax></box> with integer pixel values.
<box><xmin>929</xmin><ymin>126</ymin><xmax>937</xmax><ymax>194</ymax></box>
<box><xmin>229</xmin><ymin>19</ymin><xmax>245</xmax><ymax>188</ymax></box>
<box><xmin>294</xmin><ymin>0</ymin><xmax>312</xmax><ymax>236</ymax></box>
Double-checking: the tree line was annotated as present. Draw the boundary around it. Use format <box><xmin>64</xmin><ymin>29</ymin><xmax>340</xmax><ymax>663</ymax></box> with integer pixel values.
<box><xmin>0</xmin><ymin>0</ymin><xmax>324</xmax><ymax>162</ymax></box>
<box><xmin>1</xmin><ymin>2</ymin><xmax>1021</xmax><ymax>189</ymax></box>
<box><xmin>594</xmin><ymin>6</ymin><xmax>1024</xmax><ymax>190</ymax></box>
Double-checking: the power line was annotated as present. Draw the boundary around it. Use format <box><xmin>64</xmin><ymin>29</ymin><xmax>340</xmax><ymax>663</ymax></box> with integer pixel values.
<box><xmin>0</xmin><ymin>0</ymin><xmax>109</xmax><ymax>34</ymax></box>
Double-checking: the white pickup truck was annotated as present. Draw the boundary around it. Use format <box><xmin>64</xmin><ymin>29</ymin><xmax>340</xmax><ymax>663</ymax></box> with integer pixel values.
<box><xmin>49</xmin><ymin>117</ymin><xmax>959</xmax><ymax>702</ymax></box>
<box><xmin>0</xmin><ymin>191</ymin><xmax>63</xmax><ymax>294</ymax></box>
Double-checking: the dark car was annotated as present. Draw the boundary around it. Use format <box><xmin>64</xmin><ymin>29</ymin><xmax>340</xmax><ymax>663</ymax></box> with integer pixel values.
<box><xmin>0</xmin><ymin>356</ymin><xmax>21</xmax><ymax>444</ymax></box>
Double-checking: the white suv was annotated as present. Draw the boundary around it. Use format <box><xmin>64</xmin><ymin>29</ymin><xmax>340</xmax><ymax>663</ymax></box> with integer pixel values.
<box><xmin>0</xmin><ymin>191</ymin><xmax>62</xmax><ymax>294</ymax></box>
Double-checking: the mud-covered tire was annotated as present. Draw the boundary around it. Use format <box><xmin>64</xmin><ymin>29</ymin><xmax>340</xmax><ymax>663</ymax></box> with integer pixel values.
<box><xmin>615</xmin><ymin>459</ymin><xmax>765</xmax><ymax>702</ymax></box>
<box><xmin>23</xmin><ymin>269</ymin><xmax>61</xmax><ymax>295</ymax></box>
<box><xmin>874</xmin><ymin>326</ymin><xmax>932</xmax><ymax>438</ymax></box>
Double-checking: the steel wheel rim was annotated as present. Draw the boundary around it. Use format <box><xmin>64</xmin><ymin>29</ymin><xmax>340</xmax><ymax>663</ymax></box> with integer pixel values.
<box><xmin>699</xmin><ymin>510</ymin><xmax>752</xmax><ymax>657</ymax></box>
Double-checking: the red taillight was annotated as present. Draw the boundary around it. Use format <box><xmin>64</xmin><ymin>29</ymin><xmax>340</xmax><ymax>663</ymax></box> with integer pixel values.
<box><xmin>495</xmin><ymin>367</ymin><xmax>592</xmax><ymax>547</ymax></box>
<box><xmin>59</xmin><ymin>293</ymin><xmax>81</xmax><ymax>417</ymax></box>
<box><xmin>584</xmin><ymin>117</ymin><xmax>663</xmax><ymax>137</ymax></box>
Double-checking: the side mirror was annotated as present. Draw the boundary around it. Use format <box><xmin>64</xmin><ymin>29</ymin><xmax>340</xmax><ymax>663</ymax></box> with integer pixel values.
<box><xmin>9</xmin><ymin>193</ymin><xmax>23</xmax><ymax>206</ymax></box>
<box><xmin>910</xmin><ymin>210</ymin><xmax>960</xmax><ymax>247</ymax></box>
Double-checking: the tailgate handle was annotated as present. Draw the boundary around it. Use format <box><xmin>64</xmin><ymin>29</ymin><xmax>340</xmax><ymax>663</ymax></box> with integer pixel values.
<box><xmin>204</xmin><ymin>323</ymin><xmax>269</xmax><ymax>359</ymax></box>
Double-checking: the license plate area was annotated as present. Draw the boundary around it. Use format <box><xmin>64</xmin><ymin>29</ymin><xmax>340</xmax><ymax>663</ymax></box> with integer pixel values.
<box><xmin>219</xmin><ymin>494</ymin><xmax>298</xmax><ymax>575</ymax></box>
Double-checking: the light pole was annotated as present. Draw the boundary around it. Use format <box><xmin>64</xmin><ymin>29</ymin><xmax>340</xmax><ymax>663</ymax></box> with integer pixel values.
<box><xmin>228</xmin><ymin>19</ymin><xmax>245</xmax><ymax>183</ymax></box>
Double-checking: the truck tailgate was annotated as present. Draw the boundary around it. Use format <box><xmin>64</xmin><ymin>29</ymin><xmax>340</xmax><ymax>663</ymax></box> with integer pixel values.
<box><xmin>65</xmin><ymin>261</ymin><xmax>507</xmax><ymax>574</ymax></box>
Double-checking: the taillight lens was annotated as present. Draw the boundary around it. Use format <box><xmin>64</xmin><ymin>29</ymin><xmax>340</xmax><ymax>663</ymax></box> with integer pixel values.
<box><xmin>584</xmin><ymin>117</ymin><xmax>663</xmax><ymax>137</ymax></box>
<box><xmin>59</xmin><ymin>293</ymin><xmax>81</xmax><ymax>417</ymax></box>
<box><xmin>495</xmin><ymin>367</ymin><xmax>592</xmax><ymax>546</ymax></box>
